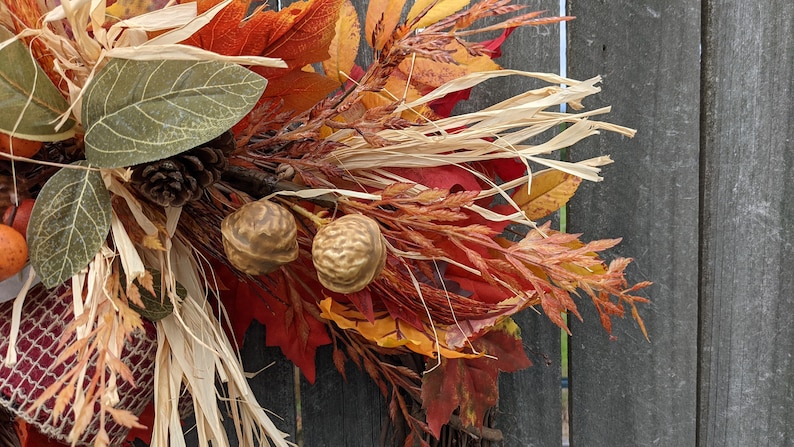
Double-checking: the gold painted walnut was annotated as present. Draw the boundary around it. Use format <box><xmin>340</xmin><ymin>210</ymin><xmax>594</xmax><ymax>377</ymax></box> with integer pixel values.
<box><xmin>311</xmin><ymin>214</ymin><xmax>387</xmax><ymax>293</ymax></box>
<box><xmin>221</xmin><ymin>199</ymin><xmax>299</xmax><ymax>275</ymax></box>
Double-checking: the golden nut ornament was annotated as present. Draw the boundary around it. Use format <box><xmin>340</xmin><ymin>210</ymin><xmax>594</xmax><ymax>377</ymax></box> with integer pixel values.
<box><xmin>221</xmin><ymin>199</ymin><xmax>299</xmax><ymax>275</ymax></box>
<box><xmin>311</xmin><ymin>214</ymin><xmax>387</xmax><ymax>293</ymax></box>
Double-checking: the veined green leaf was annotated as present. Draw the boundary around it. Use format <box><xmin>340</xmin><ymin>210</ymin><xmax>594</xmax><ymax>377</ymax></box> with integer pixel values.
<box><xmin>83</xmin><ymin>58</ymin><xmax>267</xmax><ymax>168</ymax></box>
<box><xmin>0</xmin><ymin>27</ymin><xmax>76</xmax><ymax>141</ymax></box>
<box><xmin>125</xmin><ymin>269</ymin><xmax>183</xmax><ymax>322</ymax></box>
<box><xmin>28</xmin><ymin>161</ymin><xmax>112</xmax><ymax>288</ymax></box>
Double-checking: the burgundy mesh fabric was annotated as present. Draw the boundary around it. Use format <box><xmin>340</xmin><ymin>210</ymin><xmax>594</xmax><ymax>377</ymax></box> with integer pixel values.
<box><xmin>0</xmin><ymin>286</ymin><xmax>157</xmax><ymax>446</ymax></box>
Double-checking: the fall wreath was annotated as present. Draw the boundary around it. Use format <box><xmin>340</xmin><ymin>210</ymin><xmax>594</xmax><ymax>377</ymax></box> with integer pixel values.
<box><xmin>0</xmin><ymin>0</ymin><xmax>650</xmax><ymax>445</ymax></box>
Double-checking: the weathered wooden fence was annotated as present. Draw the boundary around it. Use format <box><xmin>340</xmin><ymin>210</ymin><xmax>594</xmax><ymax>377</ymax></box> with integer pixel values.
<box><xmin>229</xmin><ymin>0</ymin><xmax>794</xmax><ymax>445</ymax></box>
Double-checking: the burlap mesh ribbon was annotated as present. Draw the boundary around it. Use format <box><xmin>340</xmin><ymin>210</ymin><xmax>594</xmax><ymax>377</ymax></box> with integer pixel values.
<box><xmin>0</xmin><ymin>286</ymin><xmax>157</xmax><ymax>446</ymax></box>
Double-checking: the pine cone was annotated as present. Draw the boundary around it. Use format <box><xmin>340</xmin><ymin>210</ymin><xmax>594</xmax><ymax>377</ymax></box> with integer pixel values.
<box><xmin>130</xmin><ymin>133</ymin><xmax>233</xmax><ymax>207</ymax></box>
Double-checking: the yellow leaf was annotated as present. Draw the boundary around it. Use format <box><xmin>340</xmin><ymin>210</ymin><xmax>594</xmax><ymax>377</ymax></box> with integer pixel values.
<box><xmin>407</xmin><ymin>0</ymin><xmax>471</xmax><ymax>31</ymax></box>
<box><xmin>365</xmin><ymin>0</ymin><xmax>406</xmax><ymax>50</ymax></box>
<box><xmin>319</xmin><ymin>298</ymin><xmax>479</xmax><ymax>359</ymax></box>
<box><xmin>105</xmin><ymin>0</ymin><xmax>171</xmax><ymax>20</ymax></box>
<box><xmin>323</xmin><ymin>0</ymin><xmax>361</xmax><ymax>83</ymax></box>
<box><xmin>513</xmin><ymin>169</ymin><xmax>582</xmax><ymax>220</ymax></box>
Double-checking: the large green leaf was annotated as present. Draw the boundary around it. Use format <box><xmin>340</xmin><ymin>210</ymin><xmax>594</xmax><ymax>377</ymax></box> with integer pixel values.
<box><xmin>0</xmin><ymin>27</ymin><xmax>76</xmax><ymax>141</ymax></box>
<box><xmin>83</xmin><ymin>58</ymin><xmax>267</xmax><ymax>168</ymax></box>
<box><xmin>28</xmin><ymin>161</ymin><xmax>112</xmax><ymax>288</ymax></box>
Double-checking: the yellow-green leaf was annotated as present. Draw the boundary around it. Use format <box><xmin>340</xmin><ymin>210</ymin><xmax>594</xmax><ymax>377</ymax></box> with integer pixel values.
<box><xmin>0</xmin><ymin>27</ymin><xmax>76</xmax><ymax>141</ymax></box>
<box><xmin>83</xmin><ymin>58</ymin><xmax>266</xmax><ymax>168</ymax></box>
<box><xmin>28</xmin><ymin>162</ymin><xmax>112</xmax><ymax>288</ymax></box>
<box><xmin>513</xmin><ymin>169</ymin><xmax>582</xmax><ymax>220</ymax></box>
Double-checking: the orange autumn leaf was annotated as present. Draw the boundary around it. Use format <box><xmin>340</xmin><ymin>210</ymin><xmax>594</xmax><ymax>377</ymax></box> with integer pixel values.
<box><xmin>323</xmin><ymin>0</ymin><xmax>361</xmax><ymax>83</ymax></box>
<box><xmin>365</xmin><ymin>0</ymin><xmax>406</xmax><ymax>50</ymax></box>
<box><xmin>263</xmin><ymin>69</ymin><xmax>341</xmax><ymax>114</ymax></box>
<box><xmin>513</xmin><ymin>169</ymin><xmax>582</xmax><ymax>220</ymax></box>
<box><xmin>183</xmin><ymin>0</ymin><xmax>343</xmax><ymax>79</ymax></box>
<box><xmin>397</xmin><ymin>39</ymin><xmax>501</xmax><ymax>89</ymax></box>
<box><xmin>360</xmin><ymin>74</ymin><xmax>432</xmax><ymax>121</ymax></box>
<box><xmin>183</xmin><ymin>0</ymin><xmax>343</xmax><ymax>121</ymax></box>
<box><xmin>319</xmin><ymin>298</ymin><xmax>480</xmax><ymax>359</ymax></box>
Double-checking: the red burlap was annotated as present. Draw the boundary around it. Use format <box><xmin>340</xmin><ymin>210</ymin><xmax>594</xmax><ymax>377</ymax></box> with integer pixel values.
<box><xmin>0</xmin><ymin>286</ymin><xmax>157</xmax><ymax>446</ymax></box>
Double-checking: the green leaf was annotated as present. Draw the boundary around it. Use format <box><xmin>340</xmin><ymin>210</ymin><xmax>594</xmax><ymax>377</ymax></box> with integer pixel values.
<box><xmin>28</xmin><ymin>161</ymin><xmax>112</xmax><ymax>288</ymax></box>
<box><xmin>0</xmin><ymin>27</ymin><xmax>76</xmax><ymax>141</ymax></box>
<box><xmin>125</xmin><ymin>269</ymin><xmax>183</xmax><ymax>322</ymax></box>
<box><xmin>83</xmin><ymin>58</ymin><xmax>267</xmax><ymax>168</ymax></box>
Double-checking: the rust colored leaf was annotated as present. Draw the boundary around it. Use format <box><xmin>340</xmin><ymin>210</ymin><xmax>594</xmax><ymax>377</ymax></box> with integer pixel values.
<box><xmin>365</xmin><ymin>0</ymin><xmax>406</xmax><ymax>50</ymax></box>
<box><xmin>184</xmin><ymin>0</ymin><xmax>343</xmax><ymax>78</ymax></box>
<box><xmin>259</xmin><ymin>70</ymin><xmax>340</xmax><ymax>114</ymax></box>
<box><xmin>421</xmin><ymin>319</ymin><xmax>531</xmax><ymax>437</ymax></box>
<box><xmin>513</xmin><ymin>169</ymin><xmax>582</xmax><ymax>220</ymax></box>
<box><xmin>184</xmin><ymin>0</ymin><xmax>344</xmax><ymax>125</ymax></box>
<box><xmin>398</xmin><ymin>39</ymin><xmax>501</xmax><ymax>89</ymax></box>
<box><xmin>323</xmin><ymin>0</ymin><xmax>361</xmax><ymax>83</ymax></box>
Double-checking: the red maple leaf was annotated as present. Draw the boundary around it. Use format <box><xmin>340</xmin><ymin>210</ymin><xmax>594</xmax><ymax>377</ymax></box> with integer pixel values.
<box><xmin>217</xmin><ymin>265</ymin><xmax>331</xmax><ymax>383</ymax></box>
<box><xmin>421</xmin><ymin>320</ymin><xmax>531</xmax><ymax>438</ymax></box>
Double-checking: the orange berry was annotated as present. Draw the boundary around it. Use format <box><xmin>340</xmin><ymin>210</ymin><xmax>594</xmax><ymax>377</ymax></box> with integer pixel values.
<box><xmin>3</xmin><ymin>198</ymin><xmax>35</xmax><ymax>239</ymax></box>
<box><xmin>0</xmin><ymin>132</ymin><xmax>43</xmax><ymax>158</ymax></box>
<box><xmin>0</xmin><ymin>224</ymin><xmax>28</xmax><ymax>282</ymax></box>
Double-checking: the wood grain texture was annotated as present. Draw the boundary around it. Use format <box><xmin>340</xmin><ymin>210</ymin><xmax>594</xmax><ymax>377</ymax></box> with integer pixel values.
<box><xmin>299</xmin><ymin>346</ymin><xmax>387</xmax><ymax>446</ymax></box>
<box><xmin>699</xmin><ymin>1</ymin><xmax>794</xmax><ymax>445</ymax></box>
<box><xmin>566</xmin><ymin>1</ymin><xmax>701</xmax><ymax>446</ymax></box>
<box><xmin>488</xmin><ymin>2</ymin><xmax>564</xmax><ymax>446</ymax></box>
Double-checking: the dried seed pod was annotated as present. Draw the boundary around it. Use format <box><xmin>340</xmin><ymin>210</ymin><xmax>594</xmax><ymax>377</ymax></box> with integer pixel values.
<box><xmin>221</xmin><ymin>199</ymin><xmax>299</xmax><ymax>275</ymax></box>
<box><xmin>312</xmin><ymin>214</ymin><xmax>387</xmax><ymax>293</ymax></box>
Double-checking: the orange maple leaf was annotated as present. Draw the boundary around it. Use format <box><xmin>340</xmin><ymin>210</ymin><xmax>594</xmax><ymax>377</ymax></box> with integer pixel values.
<box><xmin>184</xmin><ymin>0</ymin><xmax>342</xmax><ymax>73</ymax></box>
<box><xmin>183</xmin><ymin>0</ymin><xmax>343</xmax><ymax>118</ymax></box>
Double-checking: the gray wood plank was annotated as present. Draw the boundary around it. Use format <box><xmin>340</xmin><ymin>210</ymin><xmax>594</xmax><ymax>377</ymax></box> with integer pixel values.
<box><xmin>299</xmin><ymin>346</ymin><xmax>387</xmax><ymax>447</ymax></box>
<box><xmin>566</xmin><ymin>1</ymin><xmax>701</xmax><ymax>446</ymax></box>
<box><xmin>699</xmin><ymin>1</ymin><xmax>794</xmax><ymax>446</ymax></box>
<box><xmin>237</xmin><ymin>321</ymin><xmax>299</xmax><ymax>440</ymax></box>
<box><xmin>490</xmin><ymin>2</ymin><xmax>564</xmax><ymax>446</ymax></box>
<box><xmin>496</xmin><ymin>312</ymin><xmax>562</xmax><ymax>447</ymax></box>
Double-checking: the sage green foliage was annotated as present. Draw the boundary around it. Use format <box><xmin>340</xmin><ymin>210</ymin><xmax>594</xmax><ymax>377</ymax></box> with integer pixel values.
<box><xmin>28</xmin><ymin>161</ymin><xmax>112</xmax><ymax>288</ymax></box>
<box><xmin>0</xmin><ymin>27</ymin><xmax>76</xmax><ymax>141</ymax></box>
<box><xmin>126</xmin><ymin>269</ymin><xmax>185</xmax><ymax>322</ymax></box>
<box><xmin>83</xmin><ymin>58</ymin><xmax>267</xmax><ymax>168</ymax></box>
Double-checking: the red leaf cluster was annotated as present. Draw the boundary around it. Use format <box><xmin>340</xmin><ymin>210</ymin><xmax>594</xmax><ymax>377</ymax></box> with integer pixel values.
<box><xmin>216</xmin><ymin>265</ymin><xmax>331</xmax><ymax>383</ymax></box>
<box><xmin>421</xmin><ymin>321</ymin><xmax>531</xmax><ymax>438</ymax></box>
